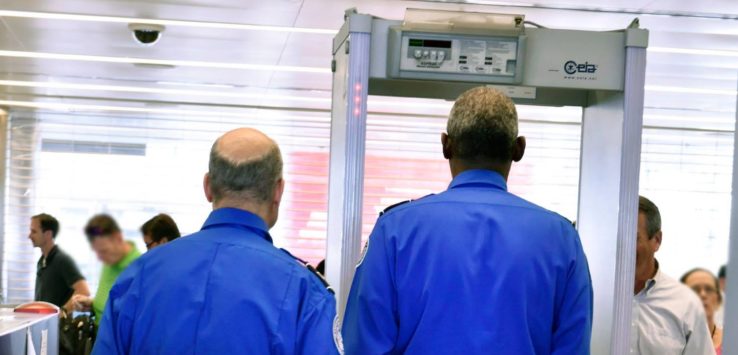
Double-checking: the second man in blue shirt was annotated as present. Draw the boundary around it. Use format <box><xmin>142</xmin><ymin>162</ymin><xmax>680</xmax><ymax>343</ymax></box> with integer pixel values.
<box><xmin>342</xmin><ymin>87</ymin><xmax>594</xmax><ymax>354</ymax></box>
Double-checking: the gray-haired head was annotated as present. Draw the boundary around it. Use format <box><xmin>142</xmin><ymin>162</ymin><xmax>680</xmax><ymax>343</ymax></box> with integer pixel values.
<box><xmin>208</xmin><ymin>128</ymin><xmax>283</xmax><ymax>204</ymax></box>
<box><xmin>638</xmin><ymin>195</ymin><xmax>661</xmax><ymax>239</ymax></box>
<box><xmin>447</xmin><ymin>87</ymin><xmax>519</xmax><ymax>163</ymax></box>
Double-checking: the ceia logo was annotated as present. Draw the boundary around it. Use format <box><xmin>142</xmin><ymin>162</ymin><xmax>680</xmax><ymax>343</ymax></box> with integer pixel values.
<box><xmin>564</xmin><ymin>60</ymin><xmax>597</xmax><ymax>75</ymax></box>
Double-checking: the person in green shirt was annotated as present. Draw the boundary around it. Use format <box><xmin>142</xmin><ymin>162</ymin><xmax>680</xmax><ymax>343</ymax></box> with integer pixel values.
<box><xmin>71</xmin><ymin>214</ymin><xmax>141</xmax><ymax>324</ymax></box>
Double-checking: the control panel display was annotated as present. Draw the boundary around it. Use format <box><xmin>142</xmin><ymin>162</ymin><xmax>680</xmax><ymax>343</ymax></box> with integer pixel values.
<box><xmin>402</xmin><ymin>35</ymin><xmax>518</xmax><ymax>76</ymax></box>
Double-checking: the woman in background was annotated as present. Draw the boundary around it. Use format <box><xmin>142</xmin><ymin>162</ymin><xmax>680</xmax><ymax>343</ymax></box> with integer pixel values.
<box><xmin>681</xmin><ymin>268</ymin><xmax>723</xmax><ymax>355</ymax></box>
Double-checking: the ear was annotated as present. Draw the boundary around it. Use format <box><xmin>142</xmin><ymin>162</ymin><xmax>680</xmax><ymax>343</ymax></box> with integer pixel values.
<box><xmin>273</xmin><ymin>178</ymin><xmax>285</xmax><ymax>207</ymax></box>
<box><xmin>652</xmin><ymin>230</ymin><xmax>663</xmax><ymax>252</ymax></box>
<box><xmin>203</xmin><ymin>173</ymin><xmax>214</xmax><ymax>203</ymax></box>
<box><xmin>441</xmin><ymin>133</ymin><xmax>452</xmax><ymax>159</ymax></box>
<box><xmin>512</xmin><ymin>136</ymin><xmax>526</xmax><ymax>162</ymax></box>
<box><xmin>43</xmin><ymin>230</ymin><xmax>54</xmax><ymax>241</ymax></box>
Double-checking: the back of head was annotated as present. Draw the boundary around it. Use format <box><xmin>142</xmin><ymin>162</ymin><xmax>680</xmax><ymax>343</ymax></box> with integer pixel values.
<box><xmin>447</xmin><ymin>87</ymin><xmax>519</xmax><ymax>163</ymax></box>
<box><xmin>85</xmin><ymin>213</ymin><xmax>121</xmax><ymax>242</ymax></box>
<box><xmin>33</xmin><ymin>213</ymin><xmax>60</xmax><ymax>239</ymax></box>
<box><xmin>208</xmin><ymin>129</ymin><xmax>283</xmax><ymax>205</ymax></box>
<box><xmin>638</xmin><ymin>196</ymin><xmax>661</xmax><ymax>239</ymax></box>
<box><xmin>141</xmin><ymin>213</ymin><xmax>181</xmax><ymax>243</ymax></box>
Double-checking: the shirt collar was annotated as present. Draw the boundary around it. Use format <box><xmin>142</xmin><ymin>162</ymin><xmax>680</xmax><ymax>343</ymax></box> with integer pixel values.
<box><xmin>46</xmin><ymin>244</ymin><xmax>59</xmax><ymax>261</ymax></box>
<box><xmin>642</xmin><ymin>260</ymin><xmax>662</xmax><ymax>295</ymax></box>
<box><xmin>112</xmin><ymin>241</ymin><xmax>140</xmax><ymax>270</ymax></box>
<box><xmin>448</xmin><ymin>169</ymin><xmax>508</xmax><ymax>191</ymax></box>
<box><xmin>201</xmin><ymin>207</ymin><xmax>272</xmax><ymax>243</ymax></box>
<box><xmin>38</xmin><ymin>245</ymin><xmax>59</xmax><ymax>269</ymax></box>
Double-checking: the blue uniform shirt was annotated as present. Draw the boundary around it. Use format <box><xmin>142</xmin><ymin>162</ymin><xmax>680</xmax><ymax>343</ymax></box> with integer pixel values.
<box><xmin>342</xmin><ymin>169</ymin><xmax>593</xmax><ymax>354</ymax></box>
<box><xmin>93</xmin><ymin>208</ymin><xmax>341</xmax><ymax>355</ymax></box>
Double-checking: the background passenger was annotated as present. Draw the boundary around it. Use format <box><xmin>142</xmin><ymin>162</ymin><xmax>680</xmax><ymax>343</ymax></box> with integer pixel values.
<box><xmin>29</xmin><ymin>213</ymin><xmax>90</xmax><ymax>311</ymax></box>
<box><xmin>681</xmin><ymin>268</ymin><xmax>723</xmax><ymax>355</ymax></box>
<box><xmin>140</xmin><ymin>213</ymin><xmax>181</xmax><ymax>250</ymax></box>
<box><xmin>72</xmin><ymin>214</ymin><xmax>140</xmax><ymax>325</ymax></box>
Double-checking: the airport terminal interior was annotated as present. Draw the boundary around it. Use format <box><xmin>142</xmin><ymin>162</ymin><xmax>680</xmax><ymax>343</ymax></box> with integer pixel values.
<box><xmin>0</xmin><ymin>0</ymin><xmax>737</xmax><ymax>354</ymax></box>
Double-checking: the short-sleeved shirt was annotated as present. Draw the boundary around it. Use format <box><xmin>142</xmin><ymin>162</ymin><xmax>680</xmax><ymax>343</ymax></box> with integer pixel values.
<box><xmin>342</xmin><ymin>169</ymin><xmax>593</xmax><ymax>354</ymax></box>
<box><xmin>630</xmin><ymin>263</ymin><xmax>715</xmax><ymax>355</ymax></box>
<box><xmin>92</xmin><ymin>242</ymin><xmax>140</xmax><ymax>324</ymax></box>
<box><xmin>92</xmin><ymin>207</ymin><xmax>340</xmax><ymax>355</ymax></box>
<box><xmin>35</xmin><ymin>245</ymin><xmax>85</xmax><ymax>308</ymax></box>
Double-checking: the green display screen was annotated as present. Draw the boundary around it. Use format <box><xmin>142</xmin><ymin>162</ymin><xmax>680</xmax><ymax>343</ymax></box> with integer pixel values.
<box><xmin>409</xmin><ymin>38</ymin><xmax>452</xmax><ymax>48</ymax></box>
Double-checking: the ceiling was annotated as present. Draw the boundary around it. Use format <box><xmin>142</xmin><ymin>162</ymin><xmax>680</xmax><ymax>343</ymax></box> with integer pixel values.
<box><xmin>0</xmin><ymin>0</ymin><xmax>736</xmax><ymax>125</ymax></box>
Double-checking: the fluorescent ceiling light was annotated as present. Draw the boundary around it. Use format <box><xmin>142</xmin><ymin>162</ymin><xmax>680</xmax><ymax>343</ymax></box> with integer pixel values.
<box><xmin>645</xmin><ymin>85</ymin><xmax>737</xmax><ymax>96</ymax></box>
<box><xmin>0</xmin><ymin>10</ymin><xmax>337</xmax><ymax>35</ymax></box>
<box><xmin>648</xmin><ymin>47</ymin><xmax>738</xmax><ymax>57</ymax></box>
<box><xmin>643</xmin><ymin>114</ymin><xmax>732</xmax><ymax>126</ymax></box>
<box><xmin>0</xmin><ymin>50</ymin><xmax>331</xmax><ymax>74</ymax></box>
<box><xmin>0</xmin><ymin>79</ymin><xmax>450</xmax><ymax>109</ymax></box>
<box><xmin>155</xmin><ymin>81</ymin><xmax>235</xmax><ymax>89</ymax></box>
<box><xmin>0</xmin><ymin>80</ymin><xmax>331</xmax><ymax>103</ymax></box>
<box><xmin>0</xmin><ymin>100</ymin><xmax>330</xmax><ymax>121</ymax></box>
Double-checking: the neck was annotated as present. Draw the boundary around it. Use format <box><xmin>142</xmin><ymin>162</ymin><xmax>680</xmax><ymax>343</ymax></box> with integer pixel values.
<box><xmin>213</xmin><ymin>199</ymin><xmax>272</xmax><ymax>228</ymax></box>
<box><xmin>634</xmin><ymin>259</ymin><xmax>657</xmax><ymax>294</ymax></box>
<box><xmin>40</xmin><ymin>241</ymin><xmax>55</xmax><ymax>257</ymax></box>
<box><xmin>118</xmin><ymin>241</ymin><xmax>131</xmax><ymax>262</ymax></box>
<box><xmin>450</xmin><ymin>159</ymin><xmax>511</xmax><ymax>180</ymax></box>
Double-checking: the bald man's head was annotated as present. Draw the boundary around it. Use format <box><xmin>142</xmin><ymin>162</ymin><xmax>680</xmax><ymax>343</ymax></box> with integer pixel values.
<box><xmin>208</xmin><ymin>128</ymin><xmax>283</xmax><ymax>204</ymax></box>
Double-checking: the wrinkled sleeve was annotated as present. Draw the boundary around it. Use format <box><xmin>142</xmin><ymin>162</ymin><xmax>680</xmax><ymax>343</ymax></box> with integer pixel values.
<box><xmin>91</xmin><ymin>261</ymin><xmax>142</xmax><ymax>355</ymax></box>
<box><xmin>683</xmin><ymin>301</ymin><xmax>716</xmax><ymax>355</ymax></box>
<box><xmin>297</xmin><ymin>291</ymin><xmax>341</xmax><ymax>355</ymax></box>
<box><xmin>342</xmin><ymin>219</ymin><xmax>398</xmax><ymax>354</ymax></box>
<box><xmin>552</xmin><ymin>226</ymin><xmax>594</xmax><ymax>355</ymax></box>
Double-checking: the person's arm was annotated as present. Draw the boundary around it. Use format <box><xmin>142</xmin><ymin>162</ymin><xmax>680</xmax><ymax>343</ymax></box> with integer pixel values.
<box><xmin>296</xmin><ymin>292</ymin><xmax>342</xmax><ymax>355</ymax></box>
<box><xmin>59</xmin><ymin>253</ymin><xmax>90</xmax><ymax>312</ymax></box>
<box><xmin>551</xmin><ymin>226</ymin><xmax>594</xmax><ymax>355</ymax></box>
<box><xmin>342</xmin><ymin>220</ymin><xmax>398</xmax><ymax>353</ymax></box>
<box><xmin>63</xmin><ymin>280</ymin><xmax>90</xmax><ymax>312</ymax></box>
<box><xmin>683</xmin><ymin>301</ymin><xmax>716</xmax><ymax>355</ymax></box>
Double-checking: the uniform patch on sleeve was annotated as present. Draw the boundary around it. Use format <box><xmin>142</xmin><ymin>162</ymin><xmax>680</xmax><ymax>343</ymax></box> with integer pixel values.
<box><xmin>333</xmin><ymin>314</ymin><xmax>344</xmax><ymax>354</ymax></box>
<box><xmin>355</xmin><ymin>238</ymin><xmax>370</xmax><ymax>268</ymax></box>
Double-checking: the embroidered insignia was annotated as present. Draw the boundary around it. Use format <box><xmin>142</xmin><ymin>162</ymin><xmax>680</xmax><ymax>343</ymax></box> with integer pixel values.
<box><xmin>356</xmin><ymin>238</ymin><xmax>370</xmax><ymax>268</ymax></box>
<box><xmin>333</xmin><ymin>314</ymin><xmax>344</xmax><ymax>354</ymax></box>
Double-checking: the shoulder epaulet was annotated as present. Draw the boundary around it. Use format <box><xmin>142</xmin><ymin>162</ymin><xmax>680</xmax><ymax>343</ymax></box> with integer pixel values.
<box><xmin>379</xmin><ymin>194</ymin><xmax>434</xmax><ymax>217</ymax></box>
<box><xmin>280</xmin><ymin>248</ymin><xmax>334</xmax><ymax>294</ymax></box>
<box><xmin>554</xmin><ymin>213</ymin><xmax>575</xmax><ymax>227</ymax></box>
<box><xmin>379</xmin><ymin>200</ymin><xmax>411</xmax><ymax>216</ymax></box>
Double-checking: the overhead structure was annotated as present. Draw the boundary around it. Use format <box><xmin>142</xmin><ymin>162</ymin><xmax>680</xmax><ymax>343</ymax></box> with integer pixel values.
<box><xmin>723</xmin><ymin>82</ymin><xmax>738</xmax><ymax>355</ymax></box>
<box><xmin>326</xmin><ymin>8</ymin><xmax>648</xmax><ymax>354</ymax></box>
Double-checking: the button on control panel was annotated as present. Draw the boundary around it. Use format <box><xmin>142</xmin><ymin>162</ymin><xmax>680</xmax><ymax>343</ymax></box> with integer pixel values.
<box><xmin>406</xmin><ymin>38</ymin><xmax>451</xmax><ymax>69</ymax></box>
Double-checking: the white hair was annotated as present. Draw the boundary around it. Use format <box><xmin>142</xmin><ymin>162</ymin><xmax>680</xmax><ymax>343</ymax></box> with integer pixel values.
<box><xmin>447</xmin><ymin>87</ymin><xmax>518</xmax><ymax>161</ymax></box>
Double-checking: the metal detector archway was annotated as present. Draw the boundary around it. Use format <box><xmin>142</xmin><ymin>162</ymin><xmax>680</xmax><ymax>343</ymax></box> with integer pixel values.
<box><xmin>326</xmin><ymin>9</ymin><xmax>648</xmax><ymax>354</ymax></box>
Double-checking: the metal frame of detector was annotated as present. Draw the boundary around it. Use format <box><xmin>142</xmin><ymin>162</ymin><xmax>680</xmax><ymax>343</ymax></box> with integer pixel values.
<box><xmin>326</xmin><ymin>9</ymin><xmax>648</xmax><ymax>354</ymax></box>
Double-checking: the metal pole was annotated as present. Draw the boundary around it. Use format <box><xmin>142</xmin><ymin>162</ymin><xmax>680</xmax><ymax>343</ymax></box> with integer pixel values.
<box><xmin>325</xmin><ymin>12</ymin><xmax>372</xmax><ymax>316</ymax></box>
<box><xmin>722</xmin><ymin>75</ymin><xmax>738</xmax><ymax>355</ymax></box>
<box><xmin>577</xmin><ymin>30</ymin><xmax>647</xmax><ymax>354</ymax></box>
<box><xmin>611</xmin><ymin>43</ymin><xmax>647</xmax><ymax>355</ymax></box>
<box><xmin>0</xmin><ymin>108</ymin><xmax>7</xmax><ymax>303</ymax></box>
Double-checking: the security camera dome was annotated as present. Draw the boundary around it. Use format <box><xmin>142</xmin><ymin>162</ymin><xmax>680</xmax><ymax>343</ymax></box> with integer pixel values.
<box><xmin>128</xmin><ymin>23</ymin><xmax>165</xmax><ymax>46</ymax></box>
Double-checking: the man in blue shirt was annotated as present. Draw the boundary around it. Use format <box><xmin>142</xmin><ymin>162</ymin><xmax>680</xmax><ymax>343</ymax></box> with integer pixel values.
<box><xmin>94</xmin><ymin>128</ymin><xmax>340</xmax><ymax>354</ymax></box>
<box><xmin>342</xmin><ymin>87</ymin><xmax>593</xmax><ymax>354</ymax></box>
